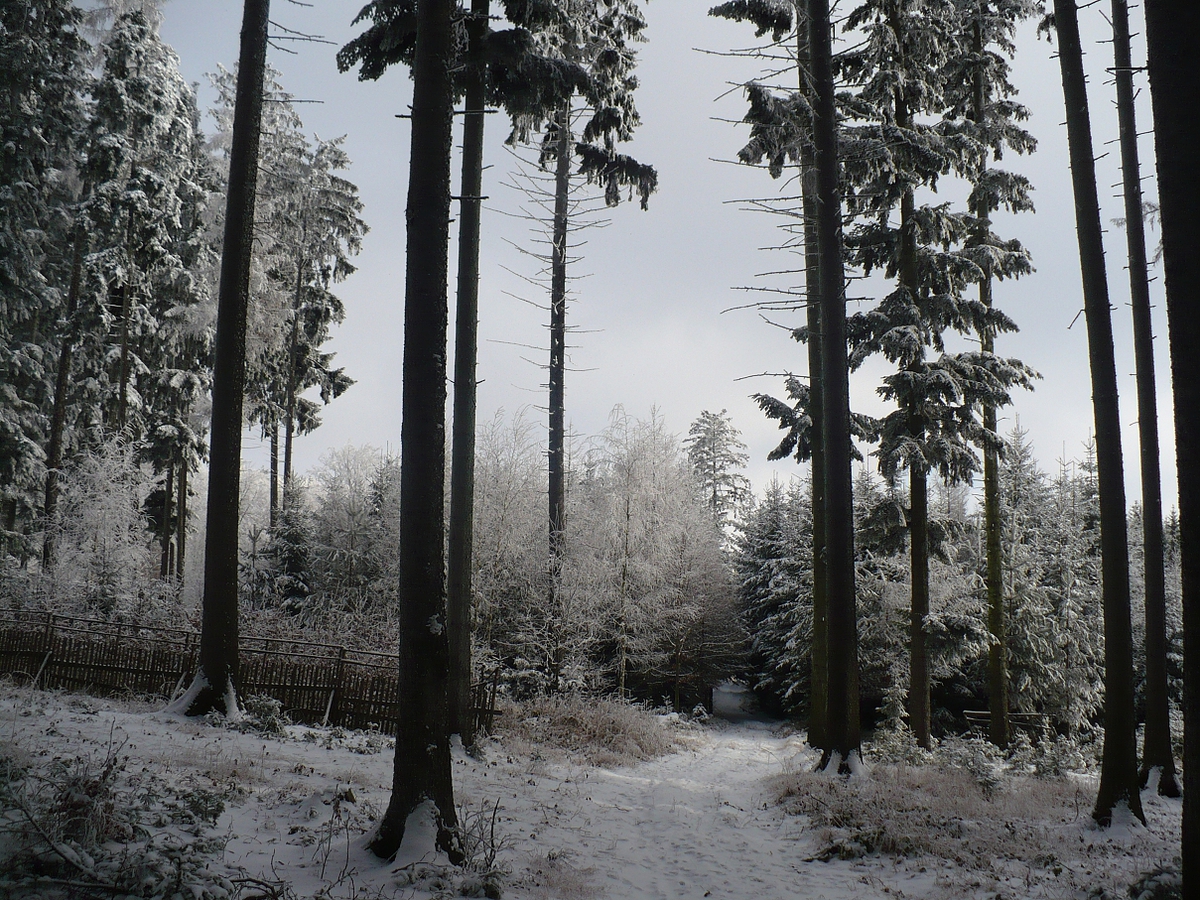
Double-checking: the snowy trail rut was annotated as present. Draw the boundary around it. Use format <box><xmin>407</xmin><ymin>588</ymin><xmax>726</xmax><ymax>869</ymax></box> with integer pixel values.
<box><xmin>501</xmin><ymin>721</ymin><xmax>917</xmax><ymax>900</ymax></box>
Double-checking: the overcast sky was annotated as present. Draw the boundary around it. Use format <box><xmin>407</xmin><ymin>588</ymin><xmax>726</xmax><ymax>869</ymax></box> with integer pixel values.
<box><xmin>158</xmin><ymin>0</ymin><xmax>1177</xmax><ymax>512</ymax></box>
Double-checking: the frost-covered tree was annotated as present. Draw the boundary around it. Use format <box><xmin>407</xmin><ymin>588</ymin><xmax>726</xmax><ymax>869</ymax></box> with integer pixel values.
<box><xmin>686</xmin><ymin>409</ymin><xmax>751</xmax><ymax>530</ymax></box>
<box><xmin>509</xmin><ymin>0</ymin><xmax>658</xmax><ymax>662</ymax></box>
<box><xmin>737</xmin><ymin>478</ymin><xmax>812</xmax><ymax>717</ymax></box>
<box><xmin>50</xmin><ymin>435</ymin><xmax>156</xmax><ymax>613</ymax></box>
<box><xmin>567</xmin><ymin>408</ymin><xmax>741</xmax><ymax>703</ymax></box>
<box><xmin>40</xmin><ymin>11</ymin><xmax>216</xmax><ymax>571</ymax></box>
<box><xmin>471</xmin><ymin>409</ymin><xmax>550</xmax><ymax>690</ymax></box>
<box><xmin>0</xmin><ymin>0</ymin><xmax>91</xmax><ymax>559</ymax></box>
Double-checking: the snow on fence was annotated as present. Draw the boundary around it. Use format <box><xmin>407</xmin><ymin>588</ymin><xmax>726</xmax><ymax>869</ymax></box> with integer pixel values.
<box><xmin>0</xmin><ymin>611</ymin><xmax>436</xmax><ymax>734</ymax></box>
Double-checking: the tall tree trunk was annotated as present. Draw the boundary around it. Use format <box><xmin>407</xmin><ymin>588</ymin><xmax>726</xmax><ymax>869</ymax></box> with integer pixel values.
<box><xmin>1052</xmin><ymin>0</ymin><xmax>1144</xmax><ymax>827</ymax></box>
<box><xmin>42</xmin><ymin>227</ymin><xmax>86</xmax><ymax>570</ymax></box>
<box><xmin>1110</xmin><ymin>0</ymin><xmax>1179</xmax><ymax>797</ymax></box>
<box><xmin>546</xmin><ymin>103</ymin><xmax>571</xmax><ymax>691</ymax></box>
<box><xmin>160</xmin><ymin>459</ymin><xmax>174</xmax><ymax>579</ymax></box>
<box><xmin>447</xmin><ymin>0</ymin><xmax>490</xmax><ymax>745</ymax></box>
<box><xmin>909</xmin><ymin>450</ymin><xmax>931</xmax><ymax>747</ymax></box>
<box><xmin>177</xmin><ymin>460</ymin><xmax>187</xmax><ymax>584</ymax></box>
<box><xmin>283</xmin><ymin>270</ymin><xmax>302</xmax><ymax>493</ymax></box>
<box><xmin>367</xmin><ymin>0</ymin><xmax>462</xmax><ymax>863</ymax></box>
<box><xmin>808</xmin><ymin>0</ymin><xmax>859</xmax><ymax>770</ymax></box>
<box><xmin>799</xmin><ymin>5</ymin><xmax>828</xmax><ymax>754</ymax></box>
<box><xmin>1143</xmin><ymin>0</ymin><xmax>1200</xmax><ymax>883</ymax></box>
<box><xmin>981</xmin><ymin>280</ymin><xmax>1009</xmax><ymax>748</ymax></box>
<box><xmin>117</xmin><ymin>208</ymin><xmax>134</xmax><ymax>431</ymax></box>
<box><xmin>971</xmin><ymin>16</ymin><xmax>1011</xmax><ymax>750</ymax></box>
<box><xmin>179</xmin><ymin>0</ymin><xmax>270</xmax><ymax>718</ymax></box>
<box><xmin>896</xmin><ymin>162</ymin><xmax>932</xmax><ymax>749</ymax></box>
<box><xmin>269</xmin><ymin>422</ymin><xmax>279</xmax><ymax>529</ymax></box>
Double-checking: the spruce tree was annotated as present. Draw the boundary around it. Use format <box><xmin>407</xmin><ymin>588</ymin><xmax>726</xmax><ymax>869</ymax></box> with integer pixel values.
<box><xmin>0</xmin><ymin>0</ymin><xmax>90</xmax><ymax>559</ymax></box>
<box><xmin>941</xmin><ymin>0</ymin><xmax>1039</xmax><ymax>749</ymax></box>
<box><xmin>837</xmin><ymin>0</ymin><xmax>1035</xmax><ymax>748</ymax></box>
<box><xmin>685</xmin><ymin>409</ymin><xmax>751</xmax><ymax>530</ymax></box>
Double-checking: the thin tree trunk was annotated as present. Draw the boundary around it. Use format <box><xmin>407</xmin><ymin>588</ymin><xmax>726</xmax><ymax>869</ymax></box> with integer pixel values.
<box><xmin>180</xmin><ymin>0</ymin><xmax>270</xmax><ymax>718</ymax></box>
<box><xmin>546</xmin><ymin>103</ymin><xmax>571</xmax><ymax>691</ymax></box>
<box><xmin>42</xmin><ymin>227</ymin><xmax>86</xmax><ymax>570</ymax></box>
<box><xmin>177</xmin><ymin>460</ymin><xmax>187</xmax><ymax>584</ymax></box>
<box><xmin>447</xmin><ymin>0</ymin><xmax>489</xmax><ymax>745</ymax></box>
<box><xmin>1142</xmin><ymin>0</ymin><xmax>1200</xmax><ymax>883</ymax></box>
<box><xmin>1109</xmin><ymin>0</ymin><xmax>1179</xmax><ymax>797</ymax></box>
<box><xmin>160</xmin><ymin>459</ymin><xmax>174</xmax><ymax>579</ymax></box>
<box><xmin>909</xmin><ymin>454</ymin><xmax>931</xmax><ymax>747</ymax></box>
<box><xmin>970</xmin><ymin>16</ymin><xmax>1011</xmax><ymax>750</ymax></box>
<box><xmin>117</xmin><ymin>208</ymin><xmax>134</xmax><ymax>431</ymax></box>
<box><xmin>981</xmin><ymin>283</ymin><xmax>1010</xmax><ymax>748</ymax></box>
<box><xmin>799</xmin><ymin>5</ymin><xmax>828</xmax><ymax>754</ymax></box>
<box><xmin>283</xmin><ymin>268</ymin><xmax>302</xmax><ymax>493</ymax></box>
<box><xmin>809</xmin><ymin>0</ymin><xmax>859</xmax><ymax>770</ymax></box>
<box><xmin>896</xmin><ymin>163</ymin><xmax>932</xmax><ymax>749</ymax></box>
<box><xmin>1052</xmin><ymin>0</ymin><xmax>1144</xmax><ymax>827</ymax></box>
<box><xmin>367</xmin><ymin>0</ymin><xmax>462</xmax><ymax>863</ymax></box>
<box><xmin>269</xmin><ymin>422</ymin><xmax>279</xmax><ymax>529</ymax></box>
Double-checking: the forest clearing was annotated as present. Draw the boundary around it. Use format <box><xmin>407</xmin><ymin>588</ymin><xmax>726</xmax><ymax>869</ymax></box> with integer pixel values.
<box><xmin>0</xmin><ymin>683</ymin><xmax>1181</xmax><ymax>899</ymax></box>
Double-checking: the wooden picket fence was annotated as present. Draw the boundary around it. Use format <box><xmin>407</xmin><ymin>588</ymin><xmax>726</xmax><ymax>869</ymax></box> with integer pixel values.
<box><xmin>0</xmin><ymin>611</ymin><xmax>498</xmax><ymax>735</ymax></box>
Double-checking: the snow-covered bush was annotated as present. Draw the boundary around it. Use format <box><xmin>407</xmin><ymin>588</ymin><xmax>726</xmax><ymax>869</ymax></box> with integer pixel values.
<box><xmin>0</xmin><ymin>738</ymin><xmax>235</xmax><ymax>899</ymax></box>
<box><xmin>493</xmin><ymin>694</ymin><xmax>689</xmax><ymax>767</ymax></box>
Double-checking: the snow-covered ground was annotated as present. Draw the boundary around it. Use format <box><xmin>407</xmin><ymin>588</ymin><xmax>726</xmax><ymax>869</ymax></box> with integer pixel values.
<box><xmin>0</xmin><ymin>683</ymin><xmax>1181</xmax><ymax>899</ymax></box>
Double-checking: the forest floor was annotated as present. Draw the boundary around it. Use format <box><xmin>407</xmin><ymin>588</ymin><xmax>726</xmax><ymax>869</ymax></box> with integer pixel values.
<box><xmin>0</xmin><ymin>682</ymin><xmax>1181</xmax><ymax>900</ymax></box>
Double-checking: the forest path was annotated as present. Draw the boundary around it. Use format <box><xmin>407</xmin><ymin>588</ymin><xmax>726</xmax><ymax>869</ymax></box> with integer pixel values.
<box><xmin>501</xmin><ymin>718</ymin><xmax>927</xmax><ymax>900</ymax></box>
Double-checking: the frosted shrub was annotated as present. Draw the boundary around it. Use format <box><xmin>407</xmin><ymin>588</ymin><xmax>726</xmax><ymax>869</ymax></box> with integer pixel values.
<box><xmin>237</xmin><ymin>694</ymin><xmax>291</xmax><ymax>736</ymax></box>
<box><xmin>933</xmin><ymin>735</ymin><xmax>1004</xmax><ymax>799</ymax></box>
<box><xmin>494</xmin><ymin>694</ymin><xmax>687</xmax><ymax>767</ymax></box>
<box><xmin>49</xmin><ymin>437</ymin><xmax>159</xmax><ymax>614</ymax></box>
<box><xmin>0</xmin><ymin>740</ymin><xmax>235</xmax><ymax>898</ymax></box>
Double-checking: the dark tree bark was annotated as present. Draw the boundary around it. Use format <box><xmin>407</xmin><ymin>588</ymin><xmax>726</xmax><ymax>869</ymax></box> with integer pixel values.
<box><xmin>808</xmin><ymin>0</ymin><xmax>860</xmax><ymax>770</ymax></box>
<box><xmin>447</xmin><ymin>0</ymin><xmax>490</xmax><ymax>745</ymax></box>
<box><xmin>1109</xmin><ymin>0</ymin><xmax>1179</xmax><ymax>797</ymax></box>
<box><xmin>367</xmin><ymin>0</ymin><xmax>463</xmax><ymax>863</ymax></box>
<box><xmin>1143</xmin><ymin>0</ymin><xmax>1200</xmax><ymax>884</ymax></box>
<box><xmin>176</xmin><ymin>459</ymin><xmax>187</xmax><ymax>583</ymax></box>
<box><xmin>895</xmin><ymin>160</ymin><xmax>931</xmax><ymax>749</ymax></box>
<box><xmin>42</xmin><ymin>227</ymin><xmax>86</xmax><ymax>569</ymax></box>
<box><xmin>909</xmin><ymin>450</ymin><xmax>931</xmax><ymax>747</ymax></box>
<box><xmin>160</xmin><ymin>459</ymin><xmax>174</xmax><ymax>579</ymax></box>
<box><xmin>799</xmin><ymin>6</ymin><xmax>828</xmax><ymax>754</ymax></box>
<box><xmin>1051</xmin><ymin>0</ymin><xmax>1144</xmax><ymax>827</ymax></box>
<box><xmin>546</xmin><ymin>103</ymin><xmax>571</xmax><ymax>691</ymax></box>
<box><xmin>981</xmin><ymin>274</ymin><xmax>1009</xmax><ymax>749</ymax></box>
<box><xmin>804</xmin><ymin>170</ymin><xmax>829</xmax><ymax>751</ymax></box>
<box><xmin>283</xmin><ymin>278</ymin><xmax>301</xmax><ymax>492</ymax></box>
<box><xmin>269</xmin><ymin>422</ymin><xmax>279</xmax><ymax>529</ymax></box>
<box><xmin>181</xmin><ymin>0</ymin><xmax>271</xmax><ymax>718</ymax></box>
